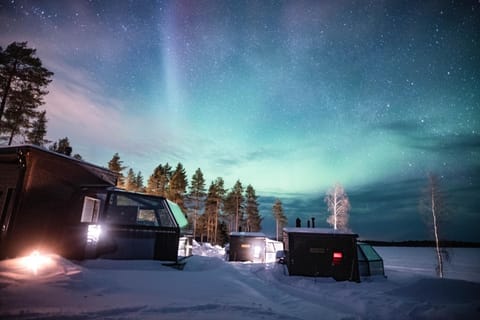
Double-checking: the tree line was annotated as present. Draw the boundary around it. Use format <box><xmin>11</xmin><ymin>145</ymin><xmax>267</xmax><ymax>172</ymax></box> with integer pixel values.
<box><xmin>107</xmin><ymin>153</ymin><xmax>267</xmax><ymax>245</ymax></box>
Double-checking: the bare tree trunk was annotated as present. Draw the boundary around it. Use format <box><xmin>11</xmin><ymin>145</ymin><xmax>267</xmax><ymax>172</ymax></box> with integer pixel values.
<box><xmin>214</xmin><ymin>200</ymin><xmax>219</xmax><ymax>244</ymax></box>
<box><xmin>0</xmin><ymin>61</ymin><xmax>17</xmax><ymax>124</ymax></box>
<box><xmin>431</xmin><ymin>186</ymin><xmax>444</xmax><ymax>278</ymax></box>
<box><xmin>214</xmin><ymin>212</ymin><xmax>218</xmax><ymax>244</ymax></box>
<box><xmin>193</xmin><ymin>209</ymin><xmax>197</xmax><ymax>239</ymax></box>
<box><xmin>206</xmin><ymin>214</ymin><xmax>210</xmax><ymax>242</ymax></box>
<box><xmin>275</xmin><ymin>219</ymin><xmax>279</xmax><ymax>241</ymax></box>
<box><xmin>235</xmin><ymin>196</ymin><xmax>239</xmax><ymax>232</ymax></box>
<box><xmin>333</xmin><ymin>191</ymin><xmax>337</xmax><ymax>230</ymax></box>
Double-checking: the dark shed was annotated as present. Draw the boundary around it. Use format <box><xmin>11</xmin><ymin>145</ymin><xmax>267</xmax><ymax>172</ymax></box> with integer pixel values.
<box><xmin>0</xmin><ymin>145</ymin><xmax>186</xmax><ymax>261</ymax></box>
<box><xmin>283</xmin><ymin>227</ymin><xmax>360</xmax><ymax>282</ymax></box>
<box><xmin>228</xmin><ymin>232</ymin><xmax>267</xmax><ymax>263</ymax></box>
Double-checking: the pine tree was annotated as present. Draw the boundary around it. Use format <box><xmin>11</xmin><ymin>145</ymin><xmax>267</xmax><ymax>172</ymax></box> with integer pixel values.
<box><xmin>48</xmin><ymin>137</ymin><xmax>82</xmax><ymax>159</ymax></box>
<box><xmin>224</xmin><ymin>180</ymin><xmax>244</xmax><ymax>232</ymax></box>
<box><xmin>272</xmin><ymin>199</ymin><xmax>287</xmax><ymax>241</ymax></box>
<box><xmin>146</xmin><ymin>163</ymin><xmax>171</xmax><ymax>197</ymax></box>
<box><xmin>212</xmin><ymin>177</ymin><xmax>225</xmax><ymax>243</ymax></box>
<box><xmin>245</xmin><ymin>184</ymin><xmax>262</xmax><ymax>232</ymax></box>
<box><xmin>169</xmin><ymin>163</ymin><xmax>188</xmax><ymax>210</ymax></box>
<box><xmin>135</xmin><ymin>171</ymin><xmax>145</xmax><ymax>193</ymax></box>
<box><xmin>125</xmin><ymin>168</ymin><xmax>137</xmax><ymax>191</ymax></box>
<box><xmin>0</xmin><ymin>42</ymin><xmax>53</xmax><ymax>142</ymax></box>
<box><xmin>1</xmin><ymin>85</ymin><xmax>38</xmax><ymax>144</ymax></box>
<box><xmin>188</xmin><ymin>168</ymin><xmax>206</xmax><ymax>239</ymax></box>
<box><xmin>49</xmin><ymin>137</ymin><xmax>74</xmax><ymax>156</ymax></box>
<box><xmin>108</xmin><ymin>153</ymin><xmax>126</xmax><ymax>188</ymax></box>
<box><xmin>26</xmin><ymin>110</ymin><xmax>49</xmax><ymax>146</ymax></box>
<box><xmin>325</xmin><ymin>183</ymin><xmax>350</xmax><ymax>231</ymax></box>
<box><xmin>217</xmin><ymin>221</ymin><xmax>229</xmax><ymax>246</ymax></box>
<box><xmin>203</xmin><ymin>178</ymin><xmax>226</xmax><ymax>244</ymax></box>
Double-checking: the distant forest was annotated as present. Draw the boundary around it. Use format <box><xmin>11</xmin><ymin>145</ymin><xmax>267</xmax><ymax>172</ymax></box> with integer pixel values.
<box><xmin>362</xmin><ymin>240</ymin><xmax>480</xmax><ymax>248</ymax></box>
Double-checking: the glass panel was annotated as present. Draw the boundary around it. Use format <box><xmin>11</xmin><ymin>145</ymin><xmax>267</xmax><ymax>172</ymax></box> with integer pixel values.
<box><xmin>105</xmin><ymin>192</ymin><xmax>175</xmax><ymax>227</ymax></box>
<box><xmin>359</xmin><ymin>243</ymin><xmax>381</xmax><ymax>260</ymax></box>
<box><xmin>166</xmin><ymin>200</ymin><xmax>188</xmax><ymax>228</ymax></box>
<box><xmin>137</xmin><ymin>209</ymin><xmax>159</xmax><ymax>226</ymax></box>
<box><xmin>157</xmin><ymin>207</ymin><xmax>175</xmax><ymax>227</ymax></box>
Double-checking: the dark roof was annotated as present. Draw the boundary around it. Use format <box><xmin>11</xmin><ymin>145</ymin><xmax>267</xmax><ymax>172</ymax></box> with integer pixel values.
<box><xmin>0</xmin><ymin>144</ymin><xmax>117</xmax><ymax>186</ymax></box>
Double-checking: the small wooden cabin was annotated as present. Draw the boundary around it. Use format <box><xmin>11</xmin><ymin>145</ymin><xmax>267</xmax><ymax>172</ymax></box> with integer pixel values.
<box><xmin>283</xmin><ymin>227</ymin><xmax>360</xmax><ymax>282</ymax></box>
<box><xmin>227</xmin><ymin>232</ymin><xmax>284</xmax><ymax>263</ymax></box>
<box><xmin>0</xmin><ymin>145</ymin><xmax>187</xmax><ymax>261</ymax></box>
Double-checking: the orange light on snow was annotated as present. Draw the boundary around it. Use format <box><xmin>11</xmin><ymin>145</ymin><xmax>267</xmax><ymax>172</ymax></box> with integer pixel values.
<box><xmin>22</xmin><ymin>250</ymin><xmax>52</xmax><ymax>275</ymax></box>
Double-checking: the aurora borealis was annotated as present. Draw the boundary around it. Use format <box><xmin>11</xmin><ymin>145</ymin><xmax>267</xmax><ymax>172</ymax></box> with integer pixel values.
<box><xmin>1</xmin><ymin>1</ymin><xmax>479</xmax><ymax>241</ymax></box>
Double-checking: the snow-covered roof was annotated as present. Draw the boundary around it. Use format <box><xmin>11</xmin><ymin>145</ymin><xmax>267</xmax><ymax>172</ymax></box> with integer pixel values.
<box><xmin>229</xmin><ymin>232</ymin><xmax>266</xmax><ymax>238</ymax></box>
<box><xmin>283</xmin><ymin>227</ymin><xmax>358</xmax><ymax>237</ymax></box>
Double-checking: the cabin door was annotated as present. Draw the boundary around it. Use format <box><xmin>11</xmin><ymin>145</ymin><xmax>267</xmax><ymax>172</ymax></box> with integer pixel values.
<box><xmin>0</xmin><ymin>164</ymin><xmax>20</xmax><ymax>254</ymax></box>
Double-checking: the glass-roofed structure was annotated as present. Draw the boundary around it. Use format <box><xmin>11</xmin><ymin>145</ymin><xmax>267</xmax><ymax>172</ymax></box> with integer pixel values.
<box><xmin>357</xmin><ymin>242</ymin><xmax>385</xmax><ymax>277</ymax></box>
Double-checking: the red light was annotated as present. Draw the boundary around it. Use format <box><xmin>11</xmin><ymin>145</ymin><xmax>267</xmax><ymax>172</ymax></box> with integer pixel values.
<box><xmin>332</xmin><ymin>252</ymin><xmax>343</xmax><ymax>266</ymax></box>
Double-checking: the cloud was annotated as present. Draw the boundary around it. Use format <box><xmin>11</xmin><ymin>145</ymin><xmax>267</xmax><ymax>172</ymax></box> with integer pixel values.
<box><xmin>372</xmin><ymin>120</ymin><xmax>479</xmax><ymax>157</ymax></box>
<box><xmin>258</xmin><ymin>173</ymin><xmax>480</xmax><ymax>242</ymax></box>
<box><xmin>409</xmin><ymin>134</ymin><xmax>480</xmax><ymax>153</ymax></box>
<box><xmin>375</xmin><ymin>120</ymin><xmax>422</xmax><ymax>134</ymax></box>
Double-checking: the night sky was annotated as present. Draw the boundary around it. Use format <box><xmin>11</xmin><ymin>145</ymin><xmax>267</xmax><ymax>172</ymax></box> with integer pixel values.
<box><xmin>1</xmin><ymin>1</ymin><xmax>479</xmax><ymax>241</ymax></box>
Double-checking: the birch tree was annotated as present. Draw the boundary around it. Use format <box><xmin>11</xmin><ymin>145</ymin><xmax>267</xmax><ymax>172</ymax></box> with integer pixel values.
<box><xmin>419</xmin><ymin>173</ymin><xmax>449</xmax><ymax>278</ymax></box>
<box><xmin>325</xmin><ymin>183</ymin><xmax>350</xmax><ymax>231</ymax></box>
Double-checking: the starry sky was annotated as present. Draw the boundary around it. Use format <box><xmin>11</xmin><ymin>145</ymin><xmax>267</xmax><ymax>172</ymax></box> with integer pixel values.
<box><xmin>1</xmin><ymin>0</ymin><xmax>479</xmax><ymax>241</ymax></box>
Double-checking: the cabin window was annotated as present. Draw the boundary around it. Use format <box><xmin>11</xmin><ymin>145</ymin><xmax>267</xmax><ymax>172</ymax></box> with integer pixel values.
<box><xmin>105</xmin><ymin>192</ymin><xmax>175</xmax><ymax>227</ymax></box>
<box><xmin>81</xmin><ymin>197</ymin><xmax>101</xmax><ymax>223</ymax></box>
<box><xmin>137</xmin><ymin>209</ymin><xmax>159</xmax><ymax>226</ymax></box>
<box><xmin>266</xmin><ymin>242</ymin><xmax>275</xmax><ymax>253</ymax></box>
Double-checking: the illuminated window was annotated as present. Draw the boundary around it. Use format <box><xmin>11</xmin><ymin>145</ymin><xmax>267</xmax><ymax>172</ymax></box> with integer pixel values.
<box><xmin>81</xmin><ymin>197</ymin><xmax>100</xmax><ymax>223</ymax></box>
<box><xmin>105</xmin><ymin>192</ymin><xmax>175</xmax><ymax>227</ymax></box>
<box><xmin>137</xmin><ymin>209</ymin><xmax>159</xmax><ymax>226</ymax></box>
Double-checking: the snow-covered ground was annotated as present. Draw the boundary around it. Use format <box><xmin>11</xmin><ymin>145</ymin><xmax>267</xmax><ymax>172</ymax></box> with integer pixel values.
<box><xmin>1</xmin><ymin>243</ymin><xmax>479</xmax><ymax>319</ymax></box>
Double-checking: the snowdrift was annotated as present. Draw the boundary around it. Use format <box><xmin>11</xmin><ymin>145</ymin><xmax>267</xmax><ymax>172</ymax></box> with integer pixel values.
<box><xmin>0</xmin><ymin>244</ymin><xmax>479</xmax><ymax>319</ymax></box>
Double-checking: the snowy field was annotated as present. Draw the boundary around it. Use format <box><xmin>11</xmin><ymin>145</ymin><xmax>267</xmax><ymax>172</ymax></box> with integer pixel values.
<box><xmin>1</xmin><ymin>243</ymin><xmax>479</xmax><ymax>319</ymax></box>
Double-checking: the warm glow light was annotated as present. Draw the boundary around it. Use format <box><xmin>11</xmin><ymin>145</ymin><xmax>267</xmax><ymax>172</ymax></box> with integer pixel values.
<box><xmin>22</xmin><ymin>250</ymin><xmax>52</xmax><ymax>275</ymax></box>
<box><xmin>253</xmin><ymin>245</ymin><xmax>261</xmax><ymax>258</ymax></box>
<box><xmin>87</xmin><ymin>224</ymin><xmax>102</xmax><ymax>243</ymax></box>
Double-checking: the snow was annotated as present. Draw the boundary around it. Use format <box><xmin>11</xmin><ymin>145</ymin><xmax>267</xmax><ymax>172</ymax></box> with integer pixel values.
<box><xmin>1</xmin><ymin>243</ymin><xmax>479</xmax><ymax>319</ymax></box>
